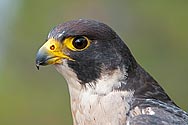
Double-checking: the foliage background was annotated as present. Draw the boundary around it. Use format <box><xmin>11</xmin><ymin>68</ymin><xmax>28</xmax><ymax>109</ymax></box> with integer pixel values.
<box><xmin>0</xmin><ymin>0</ymin><xmax>188</xmax><ymax>125</ymax></box>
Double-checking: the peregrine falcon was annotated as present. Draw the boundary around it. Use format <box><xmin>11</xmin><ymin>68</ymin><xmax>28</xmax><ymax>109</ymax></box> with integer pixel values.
<box><xmin>36</xmin><ymin>19</ymin><xmax>188</xmax><ymax>125</ymax></box>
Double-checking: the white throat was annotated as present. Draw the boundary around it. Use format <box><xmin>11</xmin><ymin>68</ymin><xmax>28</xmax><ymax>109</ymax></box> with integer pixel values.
<box><xmin>55</xmin><ymin>60</ymin><xmax>128</xmax><ymax>94</ymax></box>
<box><xmin>54</xmin><ymin>61</ymin><xmax>134</xmax><ymax>125</ymax></box>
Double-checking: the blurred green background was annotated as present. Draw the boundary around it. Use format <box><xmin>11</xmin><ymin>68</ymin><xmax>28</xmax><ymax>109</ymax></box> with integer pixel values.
<box><xmin>0</xmin><ymin>0</ymin><xmax>188</xmax><ymax>125</ymax></box>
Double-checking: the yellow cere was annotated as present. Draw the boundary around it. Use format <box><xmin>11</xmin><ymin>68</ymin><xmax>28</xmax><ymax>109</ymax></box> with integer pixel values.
<box><xmin>42</xmin><ymin>38</ymin><xmax>75</xmax><ymax>62</ymax></box>
<box><xmin>63</xmin><ymin>36</ymin><xmax>90</xmax><ymax>51</ymax></box>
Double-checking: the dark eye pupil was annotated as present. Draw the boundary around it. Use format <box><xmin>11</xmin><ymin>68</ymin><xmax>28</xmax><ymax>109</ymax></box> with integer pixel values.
<box><xmin>73</xmin><ymin>37</ymin><xmax>88</xmax><ymax>49</ymax></box>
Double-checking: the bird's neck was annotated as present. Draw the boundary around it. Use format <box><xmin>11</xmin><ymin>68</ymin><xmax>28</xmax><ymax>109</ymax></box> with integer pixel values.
<box><xmin>67</xmin><ymin>75</ymin><xmax>134</xmax><ymax>125</ymax></box>
<box><xmin>63</xmin><ymin>66</ymin><xmax>134</xmax><ymax>125</ymax></box>
<box><xmin>125</xmin><ymin>64</ymin><xmax>176</xmax><ymax>106</ymax></box>
<box><xmin>66</xmin><ymin>66</ymin><xmax>130</xmax><ymax>97</ymax></box>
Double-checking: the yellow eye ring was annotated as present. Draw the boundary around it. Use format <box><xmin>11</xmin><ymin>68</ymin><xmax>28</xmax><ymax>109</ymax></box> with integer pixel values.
<box><xmin>72</xmin><ymin>36</ymin><xmax>88</xmax><ymax>49</ymax></box>
<box><xmin>63</xmin><ymin>36</ymin><xmax>90</xmax><ymax>51</ymax></box>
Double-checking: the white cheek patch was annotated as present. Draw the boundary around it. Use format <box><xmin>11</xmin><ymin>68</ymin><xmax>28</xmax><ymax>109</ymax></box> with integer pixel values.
<box><xmin>54</xmin><ymin>60</ymin><xmax>82</xmax><ymax>91</ymax></box>
<box><xmin>87</xmin><ymin>67</ymin><xmax>128</xmax><ymax>95</ymax></box>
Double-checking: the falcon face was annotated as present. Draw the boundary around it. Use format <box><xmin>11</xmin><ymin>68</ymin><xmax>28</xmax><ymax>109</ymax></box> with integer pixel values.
<box><xmin>36</xmin><ymin>19</ymin><xmax>135</xmax><ymax>85</ymax></box>
<box><xmin>36</xmin><ymin>19</ymin><xmax>188</xmax><ymax>125</ymax></box>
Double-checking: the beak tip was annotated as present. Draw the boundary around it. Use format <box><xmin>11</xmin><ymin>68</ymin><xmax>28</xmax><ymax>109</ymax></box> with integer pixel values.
<box><xmin>35</xmin><ymin>59</ymin><xmax>41</xmax><ymax>70</ymax></box>
<box><xmin>36</xmin><ymin>64</ymin><xmax>40</xmax><ymax>70</ymax></box>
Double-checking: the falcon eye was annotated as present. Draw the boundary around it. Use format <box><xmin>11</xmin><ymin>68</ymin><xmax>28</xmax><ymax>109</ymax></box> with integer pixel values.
<box><xmin>72</xmin><ymin>36</ymin><xmax>88</xmax><ymax>50</ymax></box>
<box><xmin>50</xmin><ymin>45</ymin><xmax>55</xmax><ymax>50</ymax></box>
<box><xmin>63</xmin><ymin>36</ymin><xmax>90</xmax><ymax>51</ymax></box>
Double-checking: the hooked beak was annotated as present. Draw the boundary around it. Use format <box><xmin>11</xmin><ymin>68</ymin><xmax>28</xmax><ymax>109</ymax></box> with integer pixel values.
<box><xmin>35</xmin><ymin>38</ymin><xmax>74</xmax><ymax>70</ymax></box>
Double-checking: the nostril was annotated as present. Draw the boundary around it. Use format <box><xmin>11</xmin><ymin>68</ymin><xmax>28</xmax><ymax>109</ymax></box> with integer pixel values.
<box><xmin>50</xmin><ymin>45</ymin><xmax>55</xmax><ymax>50</ymax></box>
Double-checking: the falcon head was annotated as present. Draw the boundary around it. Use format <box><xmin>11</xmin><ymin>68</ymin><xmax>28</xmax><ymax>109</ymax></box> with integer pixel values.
<box><xmin>36</xmin><ymin>19</ymin><xmax>174</xmax><ymax>105</ymax></box>
<box><xmin>36</xmin><ymin>19</ymin><xmax>136</xmax><ymax>90</ymax></box>
<box><xmin>36</xmin><ymin>19</ymin><xmax>186</xmax><ymax>124</ymax></box>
